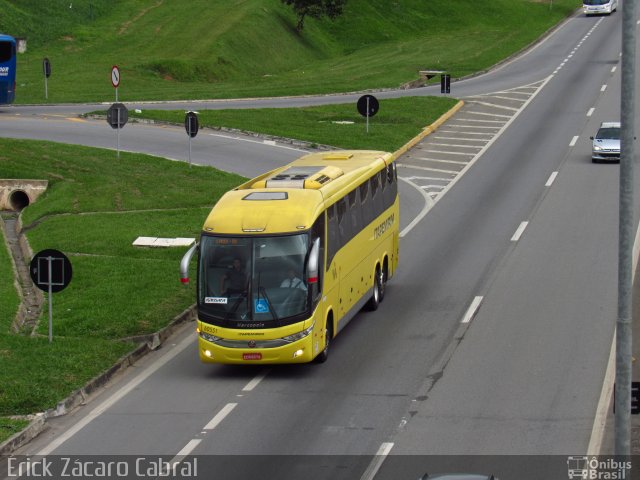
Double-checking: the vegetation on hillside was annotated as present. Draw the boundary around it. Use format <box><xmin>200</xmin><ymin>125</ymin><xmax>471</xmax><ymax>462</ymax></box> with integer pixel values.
<box><xmin>0</xmin><ymin>0</ymin><xmax>580</xmax><ymax>103</ymax></box>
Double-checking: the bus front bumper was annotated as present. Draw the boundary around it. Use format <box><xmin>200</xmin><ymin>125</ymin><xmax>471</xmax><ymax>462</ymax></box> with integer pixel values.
<box><xmin>198</xmin><ymin>334</ymin><xmax>319</xmax><ymax>364</ymax></box>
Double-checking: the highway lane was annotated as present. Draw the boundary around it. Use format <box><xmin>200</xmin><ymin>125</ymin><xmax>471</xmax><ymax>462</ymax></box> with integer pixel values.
<box><xmin>4</xmin><ymin>7</ymin><xmax>639</xmax><ymax>479</ymax></box>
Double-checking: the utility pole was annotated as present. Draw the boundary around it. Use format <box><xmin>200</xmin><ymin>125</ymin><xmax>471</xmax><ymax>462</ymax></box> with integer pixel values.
<box><xmin>616</xmin><ymin>0</ymin><xmax>636</xmax><ymax>458</ymax></box>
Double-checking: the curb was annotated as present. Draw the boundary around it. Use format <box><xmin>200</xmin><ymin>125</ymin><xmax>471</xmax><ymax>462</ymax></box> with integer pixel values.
<box><xmin>393</xmin><ymin>100</ymin><xmax>465</xmax><ymax>158</ymax></box>
<box><xmin>0</xmin><ymin>305</ymin><xmax>196</xmax><ymax>455</ymax></box>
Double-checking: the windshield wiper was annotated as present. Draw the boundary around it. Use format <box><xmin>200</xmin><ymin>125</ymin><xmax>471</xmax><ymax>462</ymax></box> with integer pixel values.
<box><xmin>223</xmin><ymin>293</ymin><xmax>247</xmax><ymax>325</ymax></box>
<box><xmin>260</xmin><ymin>286</ymin><xmax>280</xmax><ymax>326</ymax></box>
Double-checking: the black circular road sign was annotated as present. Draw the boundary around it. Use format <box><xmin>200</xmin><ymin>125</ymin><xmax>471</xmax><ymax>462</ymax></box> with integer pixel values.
<box><xmin>30</xmin><ymin>249</ymin><xmax>72</xmax><ymax>293</ymax></box>
<box><xmin>107</xmin><ymin>102</ymin><xmax>129</xmax><ymax>129</ymax></box>
<box><xmin>42</xmin><ymin>58</ymin><xmax>51</xmax><ymax>78</ymax></box>
<box><xmin>357</xmin><ymin>95</ymin><xmax>379</xmax><ymax>118</ymax></box>
<box><xmin>185</xmin><ymin>111</ymin><xmax>199</xmax><ymax>138</ymax></box>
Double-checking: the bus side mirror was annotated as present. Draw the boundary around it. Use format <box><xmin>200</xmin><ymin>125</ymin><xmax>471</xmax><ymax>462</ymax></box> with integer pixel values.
<box><xmin>306</xmin><ymin>238</ymin><xmax>320</xmax><ymax>284</ymax></box>
<box><xmin>180</xmin><ymin>242</ymin><xmax>199</xmax><ymax>284</ymax></box>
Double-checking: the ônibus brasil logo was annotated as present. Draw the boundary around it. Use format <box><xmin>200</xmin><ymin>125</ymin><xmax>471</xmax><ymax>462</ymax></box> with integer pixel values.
<box><xmin>567</xmin><ymin>456</ymin><xmax>632</xmax><ymax>480</ymax></box>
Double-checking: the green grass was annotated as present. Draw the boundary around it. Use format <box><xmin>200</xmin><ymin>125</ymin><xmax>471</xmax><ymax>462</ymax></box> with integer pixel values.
<box><xmin>0</xmin><ymin>417</ymin><xmax>30</xmax><ymax>444</ymax></box>
<box><xmin>0</xmin><ymin>138</ymin><xmax>245</xmax><ymax>414</ymax></box>
<box><xmin>128</xmin><ymin>96</ymin><xmax>459</xmax><ymax>152</ymax></box>
<box><xmin>3</xmin><ymin>0</ymin><xmax>581</xmax><ymax>104</ymax></box>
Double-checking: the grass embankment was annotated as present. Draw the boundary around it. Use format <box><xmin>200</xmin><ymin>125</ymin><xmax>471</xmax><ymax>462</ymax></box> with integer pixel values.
<box><xmin>128</xmin><ymin>96</ymin><xmax>459</xmax><ymax>152</ymax></box>
<box><xmin>0</xmin><ymin>139</ymin><xmax>244</xmax><ymax>429</ymax></box>
<box><xmin>4</xmin><ymin>0</ymin><xmax>581</xmax><ymax>103</ymax></box>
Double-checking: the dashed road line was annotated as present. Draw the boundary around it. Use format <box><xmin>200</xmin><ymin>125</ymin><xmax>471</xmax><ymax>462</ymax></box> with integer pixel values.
<box><xmin>511</xmin><ymin>221</ymin><xmax>529</xmax><ymax>242</ymax></box>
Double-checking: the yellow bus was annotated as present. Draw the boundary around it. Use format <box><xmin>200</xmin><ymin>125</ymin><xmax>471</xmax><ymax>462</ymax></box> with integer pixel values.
<box><xmin>180</xmin><ymin>150</ymin><xmax>399</xmax><ymax>364</ymax></box>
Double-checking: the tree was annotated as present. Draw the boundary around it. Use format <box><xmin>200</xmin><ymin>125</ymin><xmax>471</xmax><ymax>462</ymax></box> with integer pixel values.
<box><xmin>281</xmin><ymin>0</ymin><xmax>347</xmax><ymax>32</ymax></box>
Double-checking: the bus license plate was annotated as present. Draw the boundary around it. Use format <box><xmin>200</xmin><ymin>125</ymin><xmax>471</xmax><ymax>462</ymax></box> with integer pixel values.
<box><xmin>243</xmin><ymin>353</ymin><xmax>262</xmax><ymax>361</ymax></box>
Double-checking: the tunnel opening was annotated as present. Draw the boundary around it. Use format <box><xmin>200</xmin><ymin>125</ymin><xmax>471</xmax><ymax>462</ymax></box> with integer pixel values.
<box><xmin>9</xmin><ymin>190</ymin><xmax>30</xmax><ymax>211</ymax></box>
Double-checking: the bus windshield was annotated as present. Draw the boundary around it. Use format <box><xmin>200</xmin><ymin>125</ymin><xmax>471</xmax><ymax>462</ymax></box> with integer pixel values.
<box><xmin>198</xmin><ymin>233</ymin><xmax>310</xmax><ymax>327</ymax></box>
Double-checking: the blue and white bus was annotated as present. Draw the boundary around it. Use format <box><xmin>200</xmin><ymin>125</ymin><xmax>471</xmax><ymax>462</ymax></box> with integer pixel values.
<box><xmin>0</xmin><ymin>34</ymin><xmax>16</xmax><ymax>104</ymax></box>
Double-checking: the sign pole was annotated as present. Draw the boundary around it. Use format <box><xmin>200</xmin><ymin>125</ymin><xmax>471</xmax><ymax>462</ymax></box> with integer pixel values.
<box><xmin>366</xmin><ymin>97</ymin><xmax>370</xmax><ymax>134</ymax></box>
<box><xmin>117</xmin><ymin>107</ymin><xmax>121</xmax><ymax>158</ymax></box>
<box><xmin>47</xmin><ymin>256</ymin><xmax>53</xmax><ymax>343</ymax></box>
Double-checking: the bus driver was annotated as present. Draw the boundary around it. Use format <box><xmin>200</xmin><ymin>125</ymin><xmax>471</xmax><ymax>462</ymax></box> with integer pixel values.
<box><xmin>220</xmin><ymin>257</ymin><xmax>248</xmax><ymax>295</ymax></box>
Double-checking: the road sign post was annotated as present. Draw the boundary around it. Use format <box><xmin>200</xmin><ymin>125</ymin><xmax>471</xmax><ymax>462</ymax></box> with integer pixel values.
<box><xmin>441</xmin><ymin>73</ymin><xmax>451</xmax><ymax>94</ymax></box>
<box><xmin>42</xmin><ymin>57</ymin><xmax>51</xmax><ymax>100</ymax></box>
<box><xmin>107</xmin><ymin>102</ymin><xmax>128</xmax><ymax>158</ymax></box>
<box><xmin>185</xmin><ymin>111</ymin><xmax>199</xmax><ymax>167</ymax></box>
<box><xmin>30</xmin><ymin>249</ymin><xmax>73</xmax><ymax>343</ymax></box>
<box><xmin>357</xmin><ymin>95</ymin><xmax>379</xmax><ymax>134</ymax></box>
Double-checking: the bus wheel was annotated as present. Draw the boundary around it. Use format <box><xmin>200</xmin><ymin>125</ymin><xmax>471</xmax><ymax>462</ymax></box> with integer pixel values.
<box><xmin>366</xmin><ymin>267</ymin><xmax>382</xmax><ymax>311</ymax></box>
<box><xmin>315</xmin><ymin>318</ymin><xmax>332</xmax><ymax>363</ymax></box>
<box><xmin>379</xmin><ymin>263</ymin><xmax>388</xmax><ymax>303</ymax></box>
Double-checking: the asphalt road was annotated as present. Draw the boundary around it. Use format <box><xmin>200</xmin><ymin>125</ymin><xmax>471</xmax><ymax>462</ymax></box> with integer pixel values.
<box><xmin>3</xmin><ymin>8</ymin><xmax>640</xmax><ymax>480</ymax></box>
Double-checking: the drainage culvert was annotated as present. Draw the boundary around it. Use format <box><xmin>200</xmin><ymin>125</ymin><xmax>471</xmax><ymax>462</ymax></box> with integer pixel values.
<box><xmin>0</xmin><ymin>180</ymin><xmax>48</xmax><ymax>212</ymax></box>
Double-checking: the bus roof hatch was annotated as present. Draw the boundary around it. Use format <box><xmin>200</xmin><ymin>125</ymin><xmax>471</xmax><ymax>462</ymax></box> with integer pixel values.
<box><xmin>264</xmin><ymin>166</ymin><xmax>343</xmax><ymax>189</ymax></box>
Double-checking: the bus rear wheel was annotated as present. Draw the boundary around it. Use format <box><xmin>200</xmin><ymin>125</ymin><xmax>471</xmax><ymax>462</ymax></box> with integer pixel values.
<box><xmin>366</xmin><ymin>267</ymin><xmax>383</xmax><ymax>311</ymax></box>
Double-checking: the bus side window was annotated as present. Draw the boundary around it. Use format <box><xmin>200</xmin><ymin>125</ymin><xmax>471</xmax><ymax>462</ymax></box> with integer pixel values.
<box><xmin>327</xmin><ymin>205</ymin><xmax>339</xmax><ymax>269</ymax></box>
<box><xmin>383</xmin><ymin>164</ymin><xmax>397</xmax><ymax>209</ymax></box>
<box><xmin>337</xmin><ymin>197</ymin><xmax>352</xmax><ymax>246</ymax></box>
<box><xmin>348</xmin><ymin>190</ymin><xmax>361</xmax><ymax>235</ymax></box>
<box><xmin>359</xmin><ymin>181</ymin><xmax>371</xmax><ymax>226</ymax></box>
<box><xmin>371</xmin><ymin>173</ymin><xmax>383</xmax><ymax>219</ymax></box>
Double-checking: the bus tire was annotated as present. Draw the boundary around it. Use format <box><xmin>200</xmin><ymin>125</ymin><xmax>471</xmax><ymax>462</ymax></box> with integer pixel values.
<box><xmin>379</xmin><ymin>261</ymin><xmax>388</xmax><ymax>303</ymax></box>
<box><xmin>315</xmin><ymin>316</ymin><xmax>333</xmax><ymax>363</ymax></box>
<box><xmin>366</xmin><ymin>267</ymin><xmax>382</xmax><ymax>311</ymax></box>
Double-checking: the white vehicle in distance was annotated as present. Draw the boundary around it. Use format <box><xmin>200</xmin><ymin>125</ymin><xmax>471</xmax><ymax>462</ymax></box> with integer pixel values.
<box><xmin>591</xmin><ymin>121</ymin><xmax>620</xmax><ymax>163</ymax></box>
<box><xmin>583</xmin><ymin>0</ymin><xmax>618</xmax><ymax>15</ymax></box>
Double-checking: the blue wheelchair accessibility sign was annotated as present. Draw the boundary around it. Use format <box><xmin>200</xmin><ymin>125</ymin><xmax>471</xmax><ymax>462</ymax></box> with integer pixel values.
<box><xmin>254</xmin><ymin>298</ymin><xmax>270</xmax><ymax>314</ymax></box>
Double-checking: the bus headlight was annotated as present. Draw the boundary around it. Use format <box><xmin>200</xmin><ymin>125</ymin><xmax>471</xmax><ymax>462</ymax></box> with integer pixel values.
<box><xmin>282</xmin><ymin>324</ymin><xmax>314</xmax><ymax>343</ymax></box>
<box><xmin>200</xmin><ymin>332</ymin><xmax>221</xmax><ymax>343</ymax></box>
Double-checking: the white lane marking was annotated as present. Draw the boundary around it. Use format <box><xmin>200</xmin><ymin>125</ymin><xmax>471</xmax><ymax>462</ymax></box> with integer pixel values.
<box><xmin>601</xmin><ymin>84</ymin><xmax>607</xmax><ymax>92</ymax></box>
<box><xmin>204</xmin><ymin>403</ymin><xmax>238</xmax><ymax>430</ymax></box>
<box><xmin>570</xmin><ymin>136</ymin><xmax>579</xmax><ymax>147</ymax></box>
<box><xmin>242</xmin><ymin>369</ymin><xmax>270</xmax><ymax>391</ymax></box>
<box><xmin>465</xmin><ymin>111</ymin><xmax>512</xmax><ymax>118</ymax></box>
<box><xmin>208</xmin><ymin>133</ymin><xmax>307</xmax><ymax>152</ymax></box>
<box><xmin>408</xmin><ymin>156</ymin><xmax>468</xmax><ymax>166</ymax></box>
<box><xmin>359</xmin><ymin>442</ymin><xmax>394</xmax><ymax>480</ymax></box>
<box><xmin>545</xmin><ymin>171</ymin><xmax>558</xmax><ymax>187</ymax></box>
<box><xmin>611</xmin><ymin>66</ymin><xmax>617</xmax><ymax>73</ymax></box>
<box><xmin>587</xmin><ymin>108</ymin><xmax>595</xmax><ymax>117</ymax></box>
<box><xmin>588</xmin><ymin>331</ymin><xmax>616</xmax><ymax>455</ymax></box>
<box><xmin>511</xmin><ymin>221</ymin><xmax>529</xmax><ymax>242</ymax></box>
<box><xmin>402</xmin><ymin>76</ymin><xmax>552</xmax><ymax>238</ymax></box>
<box><xmin>176</xmin><ymin>438</ymin><xmax>202</xmax><ymax>457</ymax></box>
<box><xmin>464</xmin><ymin>100</ymin><xmax>519</xmax><ymax>112</ymax></box>
<box><xmin>36</xmin><ymin>332</ymin><xmax>194</xmax><ymax>456</ymax></box>
<box><xmin>399</xmin><ymin>177</ymin><xmax>435</xmax><ymax>238</ymax></box>
<box><xmin>421</xmin><ymin>149</ymin><xmax>476</xmax><ymax>156</ymax></box>
<box><xmin>263</xmin><ymin>140</ymin><xmax>276</xmax><ymax>146</ymax></box>
<box><xmin>461</xmin><ymin>296</ymin><xmax>483</xmax><ymax>324</ymax></box>
<box><xmin>428</xmin><ymin>143</ymin><xmax>483</xmax><ymax>149</ymax></box>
